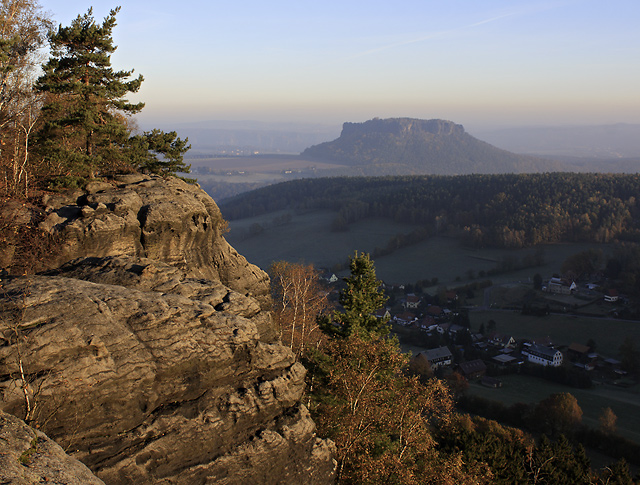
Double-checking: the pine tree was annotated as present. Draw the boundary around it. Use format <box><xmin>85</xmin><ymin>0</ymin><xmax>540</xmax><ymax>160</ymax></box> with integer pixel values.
<box><xmin>35</xmin><ymin>7</ymin><xmax>144</xmax><ymax>178</ymax></box>
<box><xmin>127</xmin><ymin>129</ymin><xmax>191</xmax><ymax>176</ymax></box>
<box><xmin>320</xmin><ymin>251</ymin><xmax>388</xmax><ymax>338</ymax></box>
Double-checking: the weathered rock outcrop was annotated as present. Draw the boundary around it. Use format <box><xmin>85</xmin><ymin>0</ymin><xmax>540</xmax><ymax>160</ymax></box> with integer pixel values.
<box><xmin>38</xmin><ymin>174</ymin><xmax>270</xmax><ymax>312</ymax></box>
<box><xmin>0</xmin><ymin>176</ymin><xmax>336</xmax><ymax>484</ymax></box>
<box><xmin>0</xmin><ymin>410</ymin><xmax>105</xmax><ymax>484</ymax></box>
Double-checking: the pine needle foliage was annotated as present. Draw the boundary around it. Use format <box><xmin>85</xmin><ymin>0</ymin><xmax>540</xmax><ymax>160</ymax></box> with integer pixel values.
<box><xmin>320</xmin><ymin>251</ymin><xmax>389</xmax><ymax>338</ymax></box>
<box><xmin>34</xmin><ymin>7</ymin><xmax>144</xmax><ymax>178</ymax></box>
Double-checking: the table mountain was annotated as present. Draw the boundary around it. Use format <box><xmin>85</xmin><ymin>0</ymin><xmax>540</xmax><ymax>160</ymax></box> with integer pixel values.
<box><xmin>302</xmin><ymin>117</ymin><xmax>563</xmax><ymax>174</ymax></box>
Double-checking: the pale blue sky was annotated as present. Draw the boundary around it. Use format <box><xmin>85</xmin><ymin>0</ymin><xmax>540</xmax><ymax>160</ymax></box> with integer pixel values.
<box><xmin>38</xmin><ymin>0</ymin><xmax>640</xmax><ymax>130</ymax></box>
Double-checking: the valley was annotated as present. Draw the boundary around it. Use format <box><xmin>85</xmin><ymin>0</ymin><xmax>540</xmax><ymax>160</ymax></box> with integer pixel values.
<box><xmin>226</xmin><ymin>209</ymin><xmax>609</xmax><ymax>287</ymax></box>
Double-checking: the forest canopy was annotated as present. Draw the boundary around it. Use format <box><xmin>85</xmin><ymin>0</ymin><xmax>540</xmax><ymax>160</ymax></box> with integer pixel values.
<box><xmin>220</xmin><ymin>172</ymin><xmax>640</xmax><ymax>248</ymax></box>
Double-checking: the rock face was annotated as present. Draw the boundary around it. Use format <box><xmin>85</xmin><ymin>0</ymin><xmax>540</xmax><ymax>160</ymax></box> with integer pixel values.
<box><xmin>340</xmin><ymin>118</ymin><xmax>465</xmax><ymax>138</ymax></box>
<box><xmin>0</xmin><ymin>176</ymin><xmax>335</xmax><ymax>484</ymax></box>
<box><xmin>0</xmin><ymin>410</ymin><xmax>105</xmax><ymax>484</ymax></box>
<box><xmin>301</xmin><ymin>117</ymin><xmax>562</xmax><ymax>174</ymax></box>
<box><xmin>38</xmin><ymin>174</ymin><xmax>270</xmax><ymax>311</ymax></box>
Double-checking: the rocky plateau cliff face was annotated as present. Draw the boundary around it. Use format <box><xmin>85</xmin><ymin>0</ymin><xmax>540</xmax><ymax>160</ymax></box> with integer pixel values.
<box><xmin>339</xmin><ymin>118</ymin><xmax>464</xmax><ymax>138</ymax></box>
<box><xmin>0</xmin><ymin>175</ymin><xmax>335</xmax><ymax>484</ymax></box>
<box><xmin>300</xmin><ymin>116</ymin><xmax>561</xmax><ymax>174</ymax></box>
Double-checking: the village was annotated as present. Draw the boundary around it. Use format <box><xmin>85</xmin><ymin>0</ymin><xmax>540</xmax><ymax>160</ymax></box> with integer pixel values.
<box><xmin>356</xmin><ymin>274</ymin><xmax>640</xmax><ymax>390</ymax></box>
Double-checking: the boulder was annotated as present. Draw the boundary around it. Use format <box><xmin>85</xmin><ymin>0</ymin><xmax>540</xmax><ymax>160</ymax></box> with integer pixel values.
<box><xmin>0</xmin><ymin>410</ymin><xmax>104</xmax><ymax>485</ymax></box>
<box><xmin>0</xmin><ymin>257</ymin><xmax>335</xmax><ymax>483</ymax></box>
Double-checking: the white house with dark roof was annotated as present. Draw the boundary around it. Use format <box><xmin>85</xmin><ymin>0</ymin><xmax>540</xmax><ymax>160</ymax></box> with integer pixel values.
<box><xmin>417</xmin><ymin>346</ymin><xmax>453</xmax><ymax>369</ymax></box>
<box><xmin>545</xmin><ymin>277</ymin><xmax>577</xmax><ymax>295</ymax></box>
<box><xmin>522</xmin><ymin>343</ymin><xmax>563</xmax><ymax>367</ymax></box>
<box><xmin>404</xmin><ymin>294</ymin><xmax>422</xmax><ymax>309</ymax></box>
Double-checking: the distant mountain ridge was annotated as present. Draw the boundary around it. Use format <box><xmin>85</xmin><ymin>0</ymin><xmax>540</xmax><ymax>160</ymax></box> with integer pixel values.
<box><xmin>302</xmin><ymin>117</ymin><xmax>564</xmax><ymax>174</ymax></box>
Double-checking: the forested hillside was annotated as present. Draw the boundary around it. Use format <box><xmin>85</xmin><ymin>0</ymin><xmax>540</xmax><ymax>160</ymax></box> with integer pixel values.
<box><xmin>220</xmin><ymin>173</ymin><xmax>640</xmax><ymax>248</ymax></box>
<box><xmin>301</xmin><ymin>117</ymin><xmax>564</xmax><ymax>174</ymax></box>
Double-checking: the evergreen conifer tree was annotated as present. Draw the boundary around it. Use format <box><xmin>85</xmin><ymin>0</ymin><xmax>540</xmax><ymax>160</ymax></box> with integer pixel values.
<box><xmin>127</xmin><ymin>128</ymin><xmax>191</xmax><ymax>176</ymax></box>
<box><xmin>320</xmin><ymin>251</ymin><xmax>388</xmax><ymax>337</ymax></box>
<box><xmin>35</xmin><ymin>7</ymin><xmax>144</xmax><ymax>178</ymax></box>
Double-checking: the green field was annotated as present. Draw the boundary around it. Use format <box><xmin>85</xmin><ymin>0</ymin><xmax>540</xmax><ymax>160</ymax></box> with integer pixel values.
<box><xmin>226</xmin><ymin>210</ymin><xmax>611</xmax><ymax>288</ymax></box>
<box><xmin>227</xmin><ymin>210</ymin><xmax>418</xmax><ymax>271</ymax></box>
<box><xmin>466</xmin><ymin>374</ymin><xmax>640</xmax><ymax>444</ymax></box>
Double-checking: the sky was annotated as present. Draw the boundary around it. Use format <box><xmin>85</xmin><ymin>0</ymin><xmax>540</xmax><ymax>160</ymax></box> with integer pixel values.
<box><xmin>37</xmin><ymin>0</ymin><xmax>640</xmax><ymax>131</ymax></box>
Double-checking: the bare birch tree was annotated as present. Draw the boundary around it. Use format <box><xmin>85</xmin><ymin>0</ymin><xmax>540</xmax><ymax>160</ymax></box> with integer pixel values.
<box><xmin>0</xmin><ymin>0</ymin><xmax>52</xmax><ymax>195</ymax></box>
<box><xmin>269</xmin><ymin>261</ymin><xmax>330</xmax><ymax>357</ymax></box>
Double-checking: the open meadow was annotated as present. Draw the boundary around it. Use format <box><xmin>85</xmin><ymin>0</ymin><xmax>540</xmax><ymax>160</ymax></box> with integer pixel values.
<box><xmin>189</xmin><ymin>156</ymin><xmax>347</xmax><ymax>189</ymax></box>
<box><xmin>226</xmin><ymin>210</ymin><xmax>417</xmax><ymax>270</ymax></box>
<box><xmin>226</xmin><ymin>208</ymin><xmax>611</xmax><ymax>288</ymax></box>
<box><xmin>466</xmin><ymin>374</ymin><xmax>640</xmax><ymax>444</ymax></box>
<box><xmin>188</xmin><ymin>155</ymin><xmax>346</xmax><ymax>172</ymax></box>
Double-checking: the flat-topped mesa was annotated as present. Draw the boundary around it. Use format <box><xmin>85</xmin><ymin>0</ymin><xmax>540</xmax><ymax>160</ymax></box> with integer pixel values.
<box><xmin>301</xmin><ymin>116</ymin><xmax>557</xmax><ymax>174</ymax></box>
<box><xmin>340</xmin><ymin>118</ymin><xmax>465</xmax><ymax>137</ymax></box>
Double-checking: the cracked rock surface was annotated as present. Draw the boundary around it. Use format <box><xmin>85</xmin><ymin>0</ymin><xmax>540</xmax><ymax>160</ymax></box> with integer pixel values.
<box><xmin>0</xmin><ymin>177</ymin><xmax>336</xmax><ymax>484</ymax></box>
<box><xmin>38</xmin><ymin>175</ymin><xmax>271</xmax><ymax>316</ymax></box>
<box><xmin>0</xmin><ymin>410</ymin><xmax>105</xmax><ymax>484</ymax></box>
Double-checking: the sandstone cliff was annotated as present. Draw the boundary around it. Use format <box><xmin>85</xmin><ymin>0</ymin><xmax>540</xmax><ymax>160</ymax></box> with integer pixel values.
<box><xmin>0</xmin><ymin>175</ymin><xmax>335</xmax><ymax>484</ymax></box>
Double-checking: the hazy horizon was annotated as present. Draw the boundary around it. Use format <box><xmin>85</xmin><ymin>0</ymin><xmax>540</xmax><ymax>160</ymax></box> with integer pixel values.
<box><xmin>39</xmin><ymin>0</ymin><xmax>640</xmax><ymax>132</ymax></box>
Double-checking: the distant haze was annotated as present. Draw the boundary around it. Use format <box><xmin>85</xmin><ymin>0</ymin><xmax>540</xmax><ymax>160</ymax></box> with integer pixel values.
<box><xmin>147</xmin><ymin>119</ymin><xmax>640</xmax><ymax>162</ymax></box>
<box><xmin>473</xmin><ymin>124</ymin><xmax>640</xmax><ymax>158</ymax></box>
<box><xmin>39</xmin><ymin>1</ymin><xmax>640</xmax><ymax>131</ymax></box>
<box><xmin>145</xmin><ymin>120</ymin><xmax>341</xmax><ymax>155</ymax></box>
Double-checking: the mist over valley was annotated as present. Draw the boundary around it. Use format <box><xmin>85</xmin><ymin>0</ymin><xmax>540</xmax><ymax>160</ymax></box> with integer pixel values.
<box><xmin>177</xmin><ymin>118</ymin><xmax>640</xmax><ymax>201</ymax></box>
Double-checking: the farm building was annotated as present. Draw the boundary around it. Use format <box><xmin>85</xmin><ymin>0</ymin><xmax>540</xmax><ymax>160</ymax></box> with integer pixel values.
<box><xmin>403</xmin><ymin>294</ymin><xmax>422</xmax><ymax>309</ymax></box>
<box><xmin>481</xmin><ymin>376</ymin><xmax>503</xmax><ymax>388</ymax></box>
<box><xmin>522</xmin><ymin>343</ymin><xmax>563</xmax><ymax>367</ymax></box>
<box><xmin>459</xmin><ymin>359</ymin><xmax>487</xmax><ymax>379</ymax></box>
<box><xmin>417</xmin><ymin>347</ymin><xmax>453</xmax><ymax>369</ymax></box>
<box><xmin>604</xmin><ymin>289</ymin><xmax>619</xmax><ymax>302</ymax></box>
<box><xmin>545</xmin><ymin>277</ymin><xmax>576</xmax><ymax>295</ymax></box>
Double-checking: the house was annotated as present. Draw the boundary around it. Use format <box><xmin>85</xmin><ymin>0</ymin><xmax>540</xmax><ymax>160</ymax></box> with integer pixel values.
<box><xmin>394</xmin><ymin>312</ymin><xmax>417</xmax><ymax>326</ymax></box>
<box><xmin>545</xmin><ymin>277</ymin><xmax>577</xmax><ymax>295</ymax></box>
<box><xmin>426</xmin><ymin>305</ymin><xmax>443</xmax><ymax>317</ymax></box>
<box><xmin>415</xmin><ymin>316</ymin><xmax>436</xmax><ymax>330</ymax></box>
<box><xmin>323</xmin><ymin>273</ymin><xmax>339</xmax><ymax>284</ymax></box>
<box><xmin>373</xmin><ymin>308</ymin><xmax>391</xmax><ymax>320</ymax></box>
<box><xmin>489</xmin><ymin>334</ymin><xmax>517</xmax><ymax>349</ymax></box>
<box><xmin>604</xmin><ymin>289</ymin><xmax>619</xmax><ymax>302</ymax></box>
<box><xmin>447</xmin><ymin>324</ymin><xmax>467</xmax><ymax>339</ymax></box>
<box><xmin>567</xmin><ymin>343</ymin><xmax>590</xmax><ymax>361</ymax></box>
<box><xmin>418</xmin><ymin>346</ymin><xmax>453</xmax><ymax>369</ymax></box>
<box><xmin>445</xmin><ymin>290</ymin><xmax>458</xmax><ymax>303</ymax></box>
<box><xmin>459</xmin><ymin>359</ymin><xmax>487</xmax><ymax>379</ymax></box>
<box><xmin>492</xmin><ymin>354</ymin><xmax>519</xmax><ymax>366</ymax></box>
<box><xmin>500</xmin><ymin>335</ymin><xmax>517</xmax><ymax>349</ymax></box>
<box><xmin>404</xmin><ymin>294</ymin><xmax>422</xmax><ymax>309</ymax></box>
<box><xmin>522</xmin><ymin>343</ymin><xmax>563</xmax><ymax>367</ymax></box>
